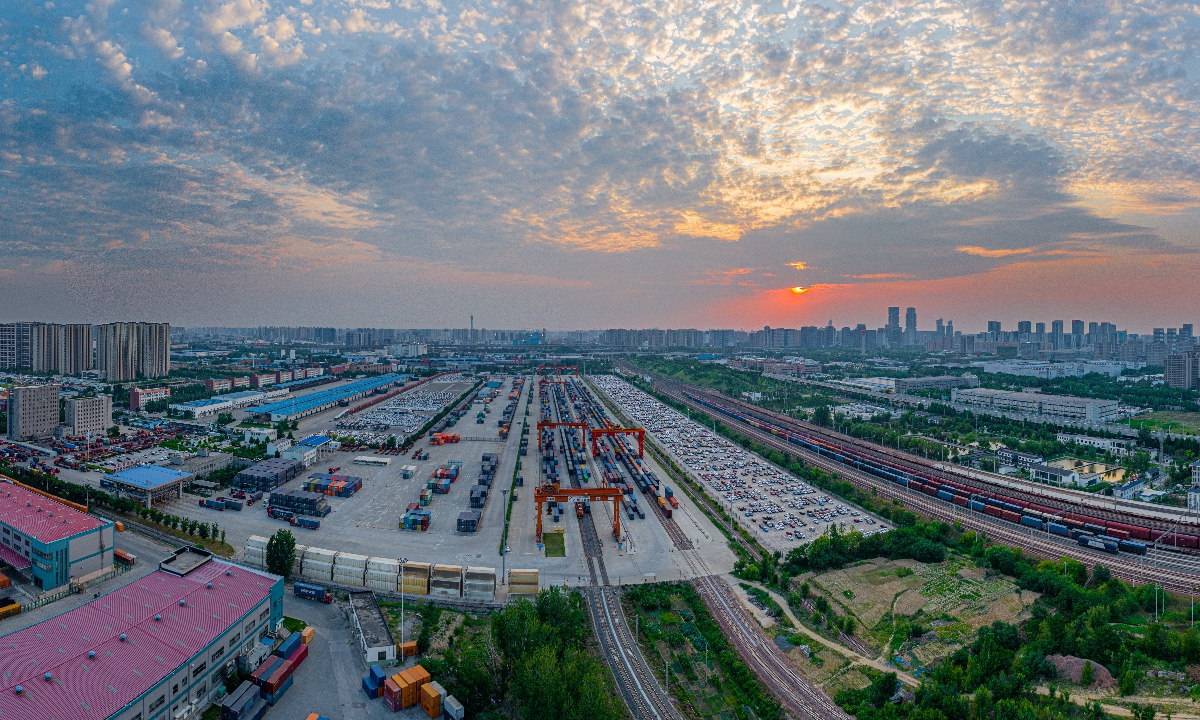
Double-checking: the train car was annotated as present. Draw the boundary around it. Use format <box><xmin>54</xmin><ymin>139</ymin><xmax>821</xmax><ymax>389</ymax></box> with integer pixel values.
<box><xmin>1047</xmin><ymin>522</ymin><xmax>1069</xmax><ymax>537</ymax></box>
<box><xmin>1083</xmin><ymin>523</ymin><xmax>1106</xmax><ymax>536</ymax></box>
<box><xmin>1078</xmin><ymin>535</ymin><xmax>1118</xmax><ymax>554</ymax></box>
<box><xmin>1105</xmin><ymin>527</ymin><xmax>1130</xmax><ymax>541</ymax></box>
<box><xmin>968</xmin><ymin>500</ymin><xmax>986</xmax><ymax>512</ymax></box>
<box><xmin>984</xmin><ymin>505</ymin><xmax>1002</xmax><ymax>519</ymax></box>
<box><xmin>952</xmin><ymin>495</ymin><xmax>969</xmax><ymax>508</ymax></box>
<box><xmin>1118</xmin><ymin>540</ymin><xmax>1147</xmax><ymax>555</ymax></box>
<box><xmin>1000</xmin><ymin>510</ymin><xmax>1021</xmax><ymax>523</ymax></box>
<box><xmin>1020</xmin><ymin>515</ymin><xmax>1045</xmax><ymax>531</ymax></box>
<box><xmin>937</xmin><ymin>490</ymin><xmax>954</xmax><ymax>502</ymax></box>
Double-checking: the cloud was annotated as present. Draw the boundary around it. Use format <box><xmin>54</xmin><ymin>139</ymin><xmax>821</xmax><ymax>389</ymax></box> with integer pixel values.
<box><xmin>956</xmin><ymin>246</ymin><xmax>1037</xmax><ymax>258</ymax></box>
<box><xmin>1</xmin><ymin>0</ymin><xmax>1199</xmax><ymax>327</ymax></box>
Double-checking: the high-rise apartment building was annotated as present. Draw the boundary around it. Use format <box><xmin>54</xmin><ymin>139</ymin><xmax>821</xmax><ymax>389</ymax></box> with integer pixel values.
<box><xmin>1018</xmin><ymin>321</ymin><xmax>1032</xmax><ymax>335</ymax></box>
<box><xmin>987</xmin><ymin>321</ymin><xmax>1002</xmax><ymax>335</ymax></box>
<box><xmin>64</xmin><ymin>394</ymin><xmax>113</xmax><ymax>437</ymax></box>
<box><xmin>0</xmin><ymin>321</ymin><xmax>35</xmax><ymax>369</ymax></box>
<box><xmin>95</xmin><ymin>322</ymin><xmax>171</xmax><ymax>381</ymax></box>
<box><xmin>7</xmin><ymin>384</ymin><xmax>60</xmax><ymax>441</ymax></box>
<box><xmin>1071</xmin><ymin>320</ymin><xmax>1085</xmax><ymax>336</ymax></box>
<box><xmin>29</xmin><ymin>323</ymin><xmax>93</xmax><ymax>376</ymax></box>
<box><xmin>905</xmin><ymin>308</ymin><xmax>916</xmax><ymax>332</ymax></box>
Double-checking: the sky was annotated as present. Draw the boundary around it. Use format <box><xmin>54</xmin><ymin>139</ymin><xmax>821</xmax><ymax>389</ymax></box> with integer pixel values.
<box><xmin>2</xmin><ymin>0</ymin><xmax>1199</xmax><ymax>333</ymax></box>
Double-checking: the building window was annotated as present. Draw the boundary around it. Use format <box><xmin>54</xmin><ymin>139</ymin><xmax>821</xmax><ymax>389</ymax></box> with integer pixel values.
<box><xmin>259</xmin><ymin>608</ymin><xmax>269</xmax><ymax>621</ymax></box>
<box><xmin>244</xmin><ymin>621</ymin><xmax>255</xmax><ymax>634</ymax></box>
<box><xmin>192</xmin><ymin>662</ymin><xmax>206</xmax><ymax>678</ymax></box>
<box><xmin>211</xmin><ymin>647</ymin><xmax>224</xmax><ymax>662</ymax></box>
<box><xmin>149</xmin><ymin>695</ymin><xmax>165</xmax><ymax>711</ymax></box>
<box><xmin>228</xmin><ymin>632</ymin><xmax>241</xmax><ymax>645</ymax></box>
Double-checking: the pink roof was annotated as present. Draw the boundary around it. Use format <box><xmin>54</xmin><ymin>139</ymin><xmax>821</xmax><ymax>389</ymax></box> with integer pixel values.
<box><xmin>0</xmin><ymin>561</ymin><xmax>275</xmax><ymax>720</ymax></box>
<box><xmin>0</xmin><ymin>542</ymin><xmax>30</xmax><ymax>571</ymax></box>
<box><xmin>0</xmin><ymin>482</ymin><xmax>105</xmax><ymax>544</ymax></box>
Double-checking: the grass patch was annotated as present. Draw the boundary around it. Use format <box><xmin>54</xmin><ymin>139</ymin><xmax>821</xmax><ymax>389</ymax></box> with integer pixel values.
<box><xmin>543</xmin><ymin>532</ymin><xmax>566</xmax><ymax>557</ymax></box>
<box><xmin>282</xmin><ymin>616</ymin><xmax>307</xmax><ymax>633</ymax></box>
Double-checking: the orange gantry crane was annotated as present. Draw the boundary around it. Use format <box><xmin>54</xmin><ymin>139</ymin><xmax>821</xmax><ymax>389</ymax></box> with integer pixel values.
<box><xmin>590</xmin><ymin>427</ymin><xmax>646</xmax><ymax>458</ymax></box>
<box><xmin>534</xmin><ymin>483</ymin><xmax>624</xmax><ymax>541</ymax></box>
<box><xmin>535</xmin><ymin>420</ymin><xmax>589</xmax><ymax>450</ymax></box>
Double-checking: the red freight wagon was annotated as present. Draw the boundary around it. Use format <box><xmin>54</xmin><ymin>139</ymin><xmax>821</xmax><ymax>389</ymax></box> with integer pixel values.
<box><xmin>952</xmin><ymin>495</ymin><xmax>969</xmax><ymax>508</ymax></box>
<box><xmin>1105</xmin><ymin>528</ymin><xmax>1130</xmax><ymax>541</ymax></box>
<box><xmin>909</xmin><ymin>482</ymin><xmax>925</xmax><ymax>493</ymax></box>
<box><xmin>983</xmin><ymin>506</ymin><xmax>1002</xmax><ymax>518</ymax></box>
<box><xmin>1128</xmin><ymin>526</ymin><xmax>1151</xmax><ymax>541</ymax></box>
<box><xmin>923</xmin><ymin>485</ymin><xmax>939</xmax><ymax>497</ymax></box>
<box><xmin>1000</xmin><ymin>510</ymin><xmax>1021</xmax><ymax>523</ymax></box>
<box><xmin>1177</xmin><ymin>534</ymin><xmax>1200</xmax><ymax>549</ymax></box>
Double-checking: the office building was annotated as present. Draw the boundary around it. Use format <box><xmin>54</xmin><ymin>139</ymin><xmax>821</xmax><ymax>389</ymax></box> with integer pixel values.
<box><xmin>6</xmin><ymin>384</ymin><xmax>60</xmax><ymax>441</ymax></box>
<box><xmin>0</xmin><ymin>480</ymin><xmax>115</xmax><ymax>589</ymax></box>
<box><xmin>987</xmin><ymin>321</ymin><xmax>1002</xmax><ymax>335</ymax></box>
<box><xmin>0</xmin><ymin>548</ymin><xmax>283</xmax><ymax>720</ymax></box>
<box><xmin>63</xmin><ymin>394</ymin><xmax>112</xmax><ymax>438</ymax></box>
<box><xmin>30</xmin><ymin>323</ymin><xmax>93</xmax><ymax>376</ymax></box>
<box><xmin>1029</xmin><ymin>463</ymin><xmax>1081</xmax><ymax>488</ymax></box>
<box><xmin>96</xmin><ymin>322</ymin><xmax>171</xmax><ymax>381</ymax></box>
<box><xmin>996</xmin><ymin>448</ymin><xmax>1044</xmax><ymax>469</ymax></box>
<box><xmin>129</xmin><ymin>386</ymin><xmax>171</xmax><ymax>411</ymax></box>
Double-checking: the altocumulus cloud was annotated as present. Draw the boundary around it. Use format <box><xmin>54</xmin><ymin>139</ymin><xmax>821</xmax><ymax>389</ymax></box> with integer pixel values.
<box><xmin>0</xmin><ymin>0</ymin><xmax>1198</xmax><ymax>326</ymax></box>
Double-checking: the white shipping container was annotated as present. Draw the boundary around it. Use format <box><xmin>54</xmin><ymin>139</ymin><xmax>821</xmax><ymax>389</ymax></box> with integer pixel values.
<box><xmin>366</xmin><ymin>569</ymin><xmax>398</xmax><ymax>584</ymax></box>
<box><xmin>367</xmin><ymin>557</ymin><xmax>401</xmax><ymax>573</ymax></box>
<box><xmin>304</xmin><ymin>547</ymin><xmax>337</xmax><ymax>564</ymax></box>
<box><xmin>246</xmin><ymin>535</ymin><xmax>269</xmax><ymax>550</ymax></box>
<box><xmin>366</xmin><ymin>579</ymin><xmax>395</xmax><ymax>591</ymax></box>
<box><xmin>243</xmin><ymin>555</ymin><xmax>265</xmax><ymax>568</ymax></box>
<box><xmin>302</xmin><ymin>560</ymin><xmax>333</xmax><ymax>580</ymax></box>
<box><xmin>334</xmin><ymin>573</ymin><xmax>365</xmax><ymax>587</ymax></box>
<box><xmin>334</xmin><ymin>553</ymin><xmax>369</xmax><ymax>569</ymax></box>
<box><xmin>463</xmin><ymin>589</ymin><xmax>495</xmax><ymax>601</ymax></box>
<box><xmin>432</xmin><ymin>564</ymin><xmax>463</xmax><ymax>579</ymax></box>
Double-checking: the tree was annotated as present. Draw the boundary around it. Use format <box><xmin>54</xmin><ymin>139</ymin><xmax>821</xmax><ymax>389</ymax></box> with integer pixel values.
<box><xmin>216</xmin><ymin>412</ymin><xmax>235</xmax><ymax>426</ymax></box>
<box><xmin>813</xmin><ymin>405</ymin><xmax>831</xmax><ymax>427</ymax></box>
<box><xmin>1081</xmin><ymin>660</ymin><xmax>1094</xmax><ymax>687</ymax></box>
<box><xmin>197</xmin><ymin>522</ymin><xmax>210</xmax><ymax>540</ymax></box>
<box><xmin>265</xmin><ymin>529</ymin><xmax>297</xmax><ymax>579</ymax></box>
<box><xmin>107</xmin><ymin>425</ymin><xmax>121</xmax><ymax>438</ymax></box>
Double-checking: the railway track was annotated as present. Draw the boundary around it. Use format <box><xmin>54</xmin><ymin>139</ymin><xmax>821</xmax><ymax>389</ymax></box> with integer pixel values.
<box><xmin>672</xmin><ymin>380</ymin><xmax>1200</xmax><ymax>535</ymax></box>
<box><xmin>586</xmin><ymin>377</ymin><xmax>859</xmax><ymax>720</ymax></box>
<box><xmin>657</xmin><ymin>384</ymin><xmax>1200</xmax><ymax>593</ymax></box>
<box><xmin>539</xmin><ymin>375</ymin><xmax>679</xmax><ymax>720</ymax></box>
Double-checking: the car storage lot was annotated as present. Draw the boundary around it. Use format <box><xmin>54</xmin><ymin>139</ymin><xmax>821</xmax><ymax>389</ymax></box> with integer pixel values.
<box><xmin>158</xmin><ymin>377</ymin><xmax>524</xmax><ymax>570</ymax></box>
<box><xmin>591</xmin><ymin>375</ymin><xmax>890</xmax><ymax>554</ymax></box>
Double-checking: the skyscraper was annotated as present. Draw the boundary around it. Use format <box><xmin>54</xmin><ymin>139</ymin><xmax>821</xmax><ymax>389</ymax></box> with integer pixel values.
<box><xmin>1052</xmin><ymin>320</ymin><xmax>1064</xmax><ymax>349</ymax></box>
<box><xmin>96</xmin><ymin>322</ymin><xmax>170</xmax><ymax>381</ymax></box>
<box><xmin>29</xmin><ymin>323</ymin><xmax>93</xmax><ymax>376</ymax></box>
<box><xmin>1017</xmin><ymin>321</ymin><xmax>1032</xmax><ymax>335</ymax></box>
<box><xmin>1071</xmin><ymin>320</ymin><xmax>1085</xmax><ymax>336</ymax></box>
<box><xmin>0</xmin><ymin>322</ymin><xmax>34</xmax><ymax>369</ymax></box>
<box><xmin>905</xmin><ymin>308</ymin><xmax>916</xmax><ymax>332</ymax></box>
<box><xmin>888</xmin><ymin>307</ymin><xmax>900</xmax><ymax>328</ymax></box>
<box><xmin>987</xmin><ymin>321</ymin><xmax>1001</xmax><ymax>335</ymax></box>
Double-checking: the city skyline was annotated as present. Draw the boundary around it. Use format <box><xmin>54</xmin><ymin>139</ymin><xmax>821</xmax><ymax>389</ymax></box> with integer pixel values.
<box><xmin>3</xmin><ymin>0</ymin><xmax>1199</xmax><ymax>328</ymax></box>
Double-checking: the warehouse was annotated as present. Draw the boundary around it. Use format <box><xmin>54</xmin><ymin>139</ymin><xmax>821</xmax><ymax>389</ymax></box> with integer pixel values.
<box><xmin>0</xmin><ymin>480</ymin><xmax>115</xmax><ymax>590</ymax></box>
<box><xmin>250</xmin><ymin>374</ymin><xmax>403</xmax><ymax>423</ymax></box>
<box><xmin>951</xmin><ymin>387</ymin><xmax>1119</xmax><ymax>423</ymax></box>
<box><xmin>0</xmin><ymin>547</ymin><xmax>283</xmax><ymax>720</ymax></box>
<box><xmin>102</xmin><ymin>464</ymin><xmax>192</xmax><ymax>507</ymax></box>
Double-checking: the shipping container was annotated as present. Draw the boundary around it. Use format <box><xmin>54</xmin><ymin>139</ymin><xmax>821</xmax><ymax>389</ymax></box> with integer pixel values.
<box><xmin>443</xmin><ymin>695</ymin><xmax>465</xmax><ymax>720</ymax></box>
<box><xmin>277</xmin><ymin>632</ymin><xmax>303</xmax><ymax>659</ymax></box>
<box><xmin>263</xmin><ymin>674</ymin><xmax>294</xmax><ymax>705</ymax></box>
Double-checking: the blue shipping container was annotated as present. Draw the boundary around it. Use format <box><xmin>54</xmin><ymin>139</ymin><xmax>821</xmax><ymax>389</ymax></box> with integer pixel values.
<box><xmin>370</xmin><ymin>664</ymin><xmax>387</xmax><ymax>685</ymax></box>
<box><xmin>363</xmin><ymin>676</ymin><xmax>380</xmax><ymax>699</ymax></box>
<box><xmin>937</xmin><ymin>490</ymin><xmax>954</xmax><ymax>502</ymax></box>
<box><xmin>276</xmin><ymin>632</ymin><xmax>302</xmax><ymax>658</ymax></box>
<box><xmin>1047</xmin><ymin>522</ymin><xmax>1069</xmax><ymax>536</ymax></box>
<box><xmin>1020</xmin><ymin>515</ymin><xmax>1044</xmax><ymax>530</ymax></box>
<box><xmin>968</xmin><ymin>500</ymin><xmax>986</xmax><ymax>512</ymax></box>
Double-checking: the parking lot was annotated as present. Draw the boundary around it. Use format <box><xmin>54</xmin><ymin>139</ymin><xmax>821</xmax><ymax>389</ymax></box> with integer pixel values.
<box><xmin>591</xmin><ymin>375</ymin><xmax>889</xmax><ymax>553</ymax></box>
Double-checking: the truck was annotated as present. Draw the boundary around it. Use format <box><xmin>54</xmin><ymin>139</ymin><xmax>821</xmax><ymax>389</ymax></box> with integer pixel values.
<box><xmin>200</xmin><ymin>498</ymin><xmax>226</xmax><ymax>511</ymax></box>
<box><xmin>268</xmin><ymin>506</ymin><xmax>295</xmax><ymax>521</ymax></box>
<box><xmin>294</xmin><ymin>582</ymin><xmax>333</xmax><ymax>603</ymax></box>
<box><xmin>290</xmin><ymin>516</ymin><xmax>320</xmax><ymax>530</ymax></box>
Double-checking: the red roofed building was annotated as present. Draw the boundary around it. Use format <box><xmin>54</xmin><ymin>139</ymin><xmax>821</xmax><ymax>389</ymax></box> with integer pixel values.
<box><xmin>0</xmin><ymin>480</ymin><xmax>113</xmax><ymax>590</ymax></box>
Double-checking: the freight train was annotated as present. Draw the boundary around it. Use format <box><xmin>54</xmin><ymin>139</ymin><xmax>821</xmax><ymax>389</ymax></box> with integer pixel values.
<box><xmin>679</xmin><ymin>390</ymin><xmax>1190</xmax><ymax>555</ymax></box>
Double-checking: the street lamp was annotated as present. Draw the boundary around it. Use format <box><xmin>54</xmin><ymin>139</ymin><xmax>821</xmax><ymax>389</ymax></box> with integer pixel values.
<box><xmin>399</xmin><ymin>556</ymin><xmax>408</xmax><ymax>656</ymax></box>
<box><xmin>501</xmin><ymin>489</ymin><xmax>509</xmax><ymax>583</ymax></box>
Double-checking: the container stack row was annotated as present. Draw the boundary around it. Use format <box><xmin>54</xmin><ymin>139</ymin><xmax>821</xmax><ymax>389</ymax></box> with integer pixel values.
<box><xmin>303</xmin><ymin>473</ymin><xmax>363</xmax><ymax>497</ymax></box>
<box><xmin>268</xmin><ymin>486</ymin><xmax>332</xmax><ymax>517</ymax></box>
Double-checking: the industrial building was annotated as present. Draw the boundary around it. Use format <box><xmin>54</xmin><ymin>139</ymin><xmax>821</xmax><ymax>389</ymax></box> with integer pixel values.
<box><xmin>63</xmin><ymin>395</ymin><xmax>113</xmax><ymax>438</ymax></box>
<box><xmin>129</xmin><ymin>386</ymin><xmax>171</xmax><ymax>411</ymax></box>
<box><xmin>6</xmin><ymin>384</ymin><xmax>61</xmax><ymax>441</ymax></box>
<box><xmin>951</xmin><ymin>387</ymin><xmax>1119</xmax><ymax>423</ymax></box>
<box><xmin>1056</xmin><ymin>432</ymin><xmax>1140</xmax><ymax>457</ymax></box>
<box><xmin>894</xmin><ymin>374</ymin><xmax>979</xmax><ymax>394</ymax></box>
<box><xmin>0</xmin><ymin>480</ymin><xmax>115</xmax><ymax>590</ymax></box>
<box><xmin>0</xmin><ymin>548</ymin><xmax>283</xmax><ymax>720</ymax></box>
<box><xmin>250</xmin><ymin>373</ymin><xmax>403</xmax><ymax>423</ymax></box>
<box><xmin>1028</xmin><ymin>463</ymin><xmax>1081</xmax><ymax>487</ymax></box>
<box><xmin>350</xmin><ymin>590</ymin><xmax>396</xmax><ymax>663</ymax></box>
<box><xmin>169</xmin><ymin>388</ymin><xmax>289</xmax><ymax>418</ymax></box>
<box><xmin>281</xmin><ymin>435</ymin><xmax>338</xmax><ymax>468</ymax></box>
<box><xmin>102</xmin><ymin>465</ymin><xmax>192</xmax><ymax>507</ymax></box>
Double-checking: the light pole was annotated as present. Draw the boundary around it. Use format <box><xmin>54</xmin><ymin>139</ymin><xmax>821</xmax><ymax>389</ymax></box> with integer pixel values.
<box><xmin>399</xmin><ymin>556</ymin><xmax>408</xmax><ymax>656</ymax></box>
<box><xmin>501</xmin><ymin>488</ymin><xmax>509</xmax><ymax>584</ymax></box>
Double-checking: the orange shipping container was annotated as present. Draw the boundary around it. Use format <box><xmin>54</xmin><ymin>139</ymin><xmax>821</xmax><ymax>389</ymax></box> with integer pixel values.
<box><xmin>420</xmin><ymin>683</ymin><xmax>441</xmax><ymax>719</ymax></box>
<box><xmin>114</xmin><ymin>521</ymin><xmax>125</xmax><ymax>532</ymax></box>
<box><xmin>0</xmin><ymin>573</ymin><xmax>9</xmax><ymax>589</ymax></box>
<box><xmin>301</xmin><ymin>626</ymin><xmax>315</xmax><ymax>644</ymax></box>
<box><xmin>401</xmin><ymin>641</ymin><xmax>418</xmax><ymax>657</ymax></box>
<box><xmin>393</xmin><ymin>674</ymin><xmax>414</xmax><ymax>709</ymax></box>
